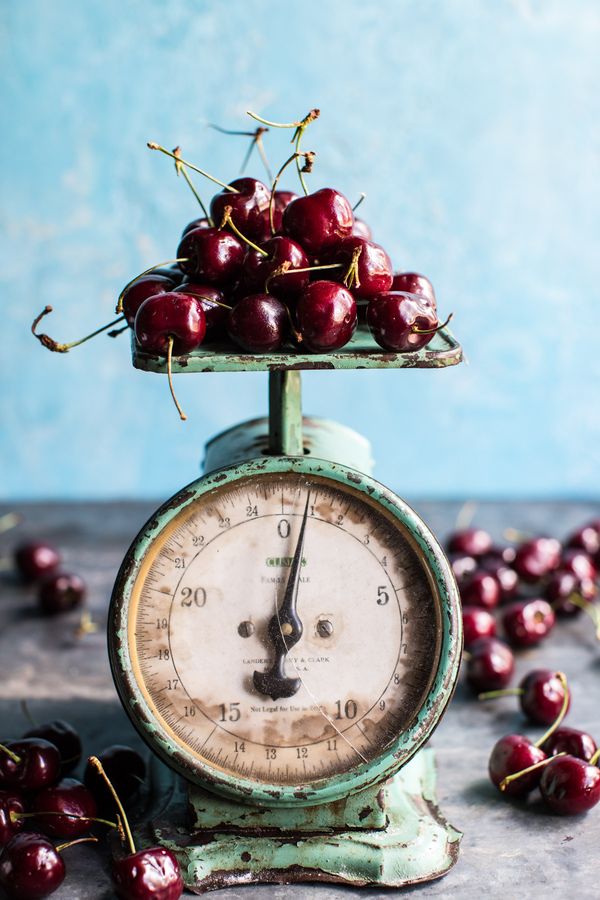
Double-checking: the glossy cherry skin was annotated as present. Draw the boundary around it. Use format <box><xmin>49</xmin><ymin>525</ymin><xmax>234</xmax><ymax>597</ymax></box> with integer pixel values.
<box><xmin>177</xmin><ymin>283</ymin><xmax>228</xmax><ymax>338</ymax></box>
<box><xmin>0</xmin><ymin>833</ymin><xmax>66</xmax><ymax>899</ymax></box>
<box><xmin>560</xmin><ymin>548</ymin><xmax>597</xmax><ymax>582</ymax></box>
<box><xmin>518</xmin><ymin>670</ymin><xmax>570</xmax><ymax>725</ymax></box>
<box><xmin>296</xmin><ymin>281</ymin><xmax>356</xmax><ymax>352</ymax></box>
<box><xmin>542</xmin><ymin>727</ymin><xmax>598</xmax><ymax>762</ymax></box>
<box><xmin>23</xmin><ymin>722</ymin><xmax>81</xmax><ymax>777</ymax></box>
<box><xmin>480</xmin><ymin>555</ymin><xmax>519</xmax><ymax>600</ymax></box>
<box><xmin>0</xmin><ymin>791</ymin><xmax>25</xmax><ymax>846</ymax></box>
<box><xmin>177</xmin><ymin>228</ymin><xmax>245</xmax><ymax>287</ymax></box>
<box><xmin>14</xmin><ymin>544</ymin><xmax>61</xmax><ymax>585</ymax></box>
<box><xmin>253</xmin><ymin>190</ymin><xmax>298</xmax><ymax>241</ymax></box>
<box><xmin>488</xmin><ymin>734</ymin><xmax>546</xmax><ymax>797</ymax></box>
<box><xmin>0</xmin><ymin>740</ymin><xmax>60</xmax><ymax>792</ymax></box>
<box><xmin>466</xmin><ymin>638</ymin><xmax>514</xmax><ymax>693</ymax></box>
<box><xmin>513</xmin><ymin>537</ymin><xmax>561</xmax><ymax>582</ymax></box>
<box><xmin>460</xmin><ymin>572</ymin><xmax>501</xmax><ymax>610</ymax></box>
<box><xmin>84</xmin><ymin>745</ymin><xmax>146</xmax><ymax>811</ymax></box>
<box><xmin>241</xmin><ymin>236</ymin><xmax>309</xmax><ymax>300</ymax></box>
<box><xmin>112</xmin><ymin>847</ymin><xmax>183</xmax><ymax>900</ymax></box>
<box><xmin>228</xmin><ymin>294</ymin><xmax>289</xmax><ymax>352</ymax></box>
<box><xmin>449</xmin><ymin>553</ymin><xmax>477</xmax><ymax>585</ymax></box>
<box><xmin>210</xmin><ymin>177</ymin><xmax>270</xmax><ymax>241</ymax></box>
<box><xmin>545</xmin><ymin>569</ymin><xmax>597</xmax><ymax>616</ymax></box>
<box><xmin>367</xmin><ymin>293</ymin><xmax>439</xmax><ymax>352</ymax></box>
<box><xmin>135</xmin><ymin>292</ymin><xmax>206</xmax><ymax>355</ymax></box>
<box><xmin>447</xmin><ymin>528</ymin><xmax>493</xmax><ymax>558</ymax></box>
<box><xmin>540</xmin><ymin>755</ymin><xmax>600</xmax><ymax>815</ymax></box>
<box><xmin>330</xmin><ymin>236</ymin><xmax>393</xmax><ymax>299</ymax></box>
<box><xmin>283</xmin><ymin>188</ymin><xmax>354</xmax><ymax>255</ymax></box>
<box><xmin>38</xmin><ymin>572</ymin><xmax>86</xmax><ymax>616</ymax></box>
<box><xmin>32</xmin><ymin>779</ymin><xmax>96</xmax><ymax>838</ymax></box>
<box><xmin>352</xmin><ymin>218</ymin><xmax>372</xmax><ymax>240</ymax></box>
<box><xmin>391</xmin><ymin>272</ymin><xmax>436</xmax><ymax>307</ymax></box>
<box><xmin>181</xmin><ymin>216</ymin><xmax>211</xmax><ymax>238</ymax></box>
<box><xmin>502</xmin><ymin>598</ymin><xmax>555</xmax><ymax>647</ymax></box>
<box><xmin>566</xmin><ymin>520</ymin><xmax>600</xmax><ymax>562</ymax></box>
<box><xmin>462</xmin><ymin>607</ymin><xmax>496</xmax><ymax>648</ymax></box>
<box><xmin>121</xmin><ymin>276</ymin><xmax>175</xmax><ymax>327</ymax></box>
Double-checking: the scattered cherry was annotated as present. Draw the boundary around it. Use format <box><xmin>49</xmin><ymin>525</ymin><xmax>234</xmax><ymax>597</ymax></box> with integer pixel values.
<box><xmin>518</xmin><ymin>669</ymin><xmax>570</xmax><ymax>725</ymax></box>
<box><xmin>296</xmin><ymin>281</ymin><xmax>356</xmax><ymax>352</ymax></box>
<box><xmin>560</xmin><ymin>548</ymin><xmax>597</xmax><ymax>582</ymax></box>
<box><xmin>0</xmin><ymin>740</ymin><xmax>61</xmax><ymax>792</ymax></box>
<box><xmin>283</xmin><ymin>188</ymin><xmax>354</xmax><ymax>255</ymax></box>
<box><xmin>543</xmin><ymin>727</ymin><xmax>598</xmax><ymax>762</ymax></box>
<box><xmin>0</xmin><ymin>791</ymin><xmax>25</xmax><ymax>846</ymax></box>
<box><xmin>466</xmin><ymin>637</ymin><xmax>514</xmax><ymax>693</ymax></box>
<box><xmin>177</xmin><ymin>227</ymin><xmax>245</xmax><ymax>286</ymax></box>
<box><xmin>447</xmin><ymin>528</ymin><xmax>493</xmax><ymax>558</ymax></box>
<box><xmin>31</xmin><ymin>779</ymin><xmax>97</xmax><ymax>838</ymax></box>
<box><xmin>460</xmin><ymin>571</ymin><xmax>501</xmax><ymax>610</ymax></box>
<box><xmin>502</xmin><ymin>598</ymin><xmax>555</xmax><ymax>647</ymax></box>
<box><xmin>462</xmin><ymin>607</ymin><xmax>496</xmax><ymax>648</ymax></box>
<box><xmin>449</xmin><ymin>553</ymin><xmax>477</xmax><ymax>585</ymax></box>
<box><xmin>14</xmin><ymin>544</ymin><xmax>61</xmax><ymax>585</ymax></box>
<box><xmin>480</xmin><ymin>551</ymin><xmax>519</xmax><ymax>600</ymax></box>
<box><xmin>539</xmin><ymin>754</ymin><xmax>600</xmax><ymax>815</ymax></box>
<box><xmin>545</xmin><ymin>569</ymin><xmax>597</xmax><ymax>616</ymax></box>
<box><xmin>566</xmin><ymin>520</ymin><xmax>600</xmax><ymax>562</ymax></box>
<box><xmin>23</xmin><ymin>721</ymin><xmax>81</xmax><ymax>776</ymax></box>
<box><xmin>513</xmin><ymin>537</ymin><xmax>561</xmax><ymax>582</ymax></box>
<box><xmin>0</xmin><ymin>833</ymin><xmax>66</xmax><ymax>899</ymax></box>
<box><xmin>38</xmin><ymin>573</ymin><xmax>86</xmax><ymax>616</ymax></box>
<box><xmin>489</xmin><ymin>734</ymin><xmax>547</xmax><ymax>797</ymax></box>
<box><xmin>84</xmin><ymin>746</ymin><xmax>146</xmax><ymax>813</ymax></box>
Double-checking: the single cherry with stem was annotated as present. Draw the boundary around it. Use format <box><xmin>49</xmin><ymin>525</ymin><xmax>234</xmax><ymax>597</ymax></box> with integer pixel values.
<box><xmin>545</xmin><ymin>569</ymin><xmax>598</xmax><ymax>619</ymax></box>
<box><xmin>479</xmin><ymin>669</ymin><xmax>570</xmax><ymax>725</ymax></box>
<box><xmin>502</xmin><ymin>598</ymin><xmax>555</xmax><ymax>647</ymax></box>
<box><xmin>115</xmin><ymin>259</ymin><xmax>189</xmax><ymax>315</ymax></box>
<box><xmin>367</xmin><ymin>293</ymin><xmax>451</xmax><ymax>352</ymax></box>
<box><xmin>241</xmin><ymin>236</ymin><xmax>310</xmax><ymax>300</ymax></box>
<box><xmin>26</xmin><ymin>779</ymin><xmax>98</xmax><ymax>838</ymax></box>
<box><xmin>543</xmin><ymin>727</ymin><xmax>598</xmax><ymax>762</ymax></box>
<box><xmin>329</xmin><ymin>236</ymin><xmax>393</xmax><ymax>299</ymax></box>
<box><xmin>283</xmin><ymin>187</ymin><xmax>354</xmax><ymax>255</ymax></box>
<box><xmin>177</xmin><ymin>227</ymin><xmax>245</xmax><ymax>287</ymax></box>
<box><xmin>210</xmin><ymin>177</ymin><xmax>271</xmax><ymax>242</ymax></box>
<box><xmin>120</xmin><ymin>275</ymin><xmax>175</xmax><ymax>326</ymax></box>
<box><xmin>13</xmin><ymin>544</ymin><xmax>61</xmax><ymax>584</ymax></box>
<box><xmin>465</xmin><ymin>637</ymin><xmax>514</xmax><ymax>693</ymax></box>
<box><xmin>539</xmin><ymin>750</ymin><xmax>600</xmax><ymax>815</ymax></box>
<box><xmin>0</xmin><ymin>740</ymin><xmax>61</xmax><ymax>792</ymax></box>
<box><xmin>0</xmin><ymin>832</ymin><xmax>97</xmax><ymax>900</ymax></box>
<box><xmin>513</xmin><ymin>536</ymin><xmax>561</xmax><ymax>582</ymax></box>
<box><xmin>88</xmin><ymin>756</ymin><xmax>183</xmax><ymax>900</ymax></box>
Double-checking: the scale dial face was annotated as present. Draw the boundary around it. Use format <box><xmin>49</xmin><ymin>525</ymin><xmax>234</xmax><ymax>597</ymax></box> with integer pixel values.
<box><xmin>110</xmin><ymin>460</ymin><xmax>460</xmax><ymax>806</ymax></box>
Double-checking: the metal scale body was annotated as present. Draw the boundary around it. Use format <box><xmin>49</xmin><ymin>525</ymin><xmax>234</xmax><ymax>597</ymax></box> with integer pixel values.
<box><xmin>109</xmin><ymin>327</ymin><xmax>463</xmax><ymax>893</ymax></box>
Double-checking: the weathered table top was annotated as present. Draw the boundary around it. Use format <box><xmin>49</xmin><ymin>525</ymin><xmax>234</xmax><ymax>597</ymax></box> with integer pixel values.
<box><xmin>1</xmin><ymin>500</ymin><xmax>599</xmax><ymax>899</ymax></box>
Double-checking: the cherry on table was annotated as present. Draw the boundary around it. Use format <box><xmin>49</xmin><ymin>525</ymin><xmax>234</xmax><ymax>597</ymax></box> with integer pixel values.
<box><xmin>367</xmin><ymin>292</ymin><xmax>444</xmax><ymax>353</ymax></box>
<box><xmin>0</xmin><ymin>740</ymin><xmax>61</xmax><ymax>792</ymax></box>
<box><xmin>210</xmin><ymin>177</ymin><xmax>270</xmax><ymax>241</ymax></box>
<box><xmin>447</xmin><ymin>528</ymin><xmax>493</xmax><ymax>558</ymax></box>
<box><xmin>488</xmin><ymin>734</ymin><xmax>547</xmax><ymax>797</ymax></box>
<box><xmin>0</xmin><ymin>791</ymin><xmax>25</xmax><ymax>846</ymax></box>
<box><xmin>84</xmin><ymin>745</ymin><xmax>146</xmax><ymax>813</ymax></box>
<box><xmin>518</xmin><ymin>669</ymin><xmax>570</xmax><ymax>725</ymax></box>
<box><xmin>296</xmin><ymin>281</ymin><xmax>356</xmax><ymax>352</ymax></box>
<box><xmin>466</xmin><ymin>637</ymin><xmax>514</xmax><ymax>693</ymax></box>
<box><xmin>543</xmin><ymin>727</ymin><xmax>598</xmax><ymax>762</ymax></box>
<box><xmin>113</xmin><ymin>848</ymin><xmax>184</xmax><ymax>900</ymax></box>
<box><xmin>566</xmin><ymin>520</ymin><xmax>600</xmax><ymax>561</ymax></box>
<box><xmin>513</xmin><ymin>537</ymin><xmax>561</xmax><ymax>582</ymax></box>
<box><xmin>38</xmin><ymin>573</ymin><xmax>86</xmax><ymax>616</ymax></box>
<box><xmin>462</xmin><ymin>606</ymin><xmax>496</xmax><ymax>648</ymax></box>
<box><xmin>14</xmin><ymin>544</ymin><xmax>61</xmax><ymax>585</ymax></box>
<box><xmin>177</xmin><ymin>227</ymin><xmax>245</xmax><ymax>286</ymax></box>
<box><xmin>120</xmin><ymin>276</ymin><xmax>175</xmax><ymax>327</ymax></box>
<box><xmin>449</xmin><ymin>553</ymin><xmax>477</xmax><ymax>585</ymax></box>
<box><xmin>545</xmin><ymin>569</ymin><xmax>597</xmax><ymax>616</ymax></box>
<box><xmin>460</xmin><ymin>571</ymin><xmax>501</xmax><ymax>610</ymax></box>
<box><xmin>283</xmin><ymin>188</ymin><xmax>354</xmax><ymax>255</ymax></box>
<box><xmin>539</xmin><ymin>754</ymin><xmax>600</xmax><ymax>815</ymax></box>
<box><xmin>560</xmin><ymin>548</ymin><xmax>597</xmax><ymax>582</ymax></box>
<box><xmin>0</xmin><ymin>832</ymin><xmax>66</xmax><ymax>899</ymax></box>
<box><xmin>228</xmin><ymin>294</ymin><xmax>289</xmax><ymax>352</ymax></box>
<box><xmin>31</xmin><ymin>778</ymin><xmax>97</xmax><ymax>838</ymax></box>
<box><xmin>502</xmin><ymin>598</ymin><xmax>555</xmax><ymax>647</ymax></box>
<box><xmin>23</xmin><ymin>721</ymin><xmax>81</xmax><ymax>776</ymax></box>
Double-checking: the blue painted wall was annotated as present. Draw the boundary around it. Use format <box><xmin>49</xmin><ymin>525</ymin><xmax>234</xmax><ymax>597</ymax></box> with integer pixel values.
<box><xmin>2</xmin><ymin>0</ymin><xmax>599</xmax><ymax>500</ymax></box>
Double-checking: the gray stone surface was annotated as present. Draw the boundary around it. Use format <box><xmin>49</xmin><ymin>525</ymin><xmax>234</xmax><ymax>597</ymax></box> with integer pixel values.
<box><xmin>1</xmin><ymin>500</ymin><xmax>600</xmax><ymax>898</ymax></box>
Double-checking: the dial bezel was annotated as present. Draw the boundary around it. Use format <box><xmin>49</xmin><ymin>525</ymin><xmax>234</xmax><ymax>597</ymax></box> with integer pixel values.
<box><xmin>109</xmin><ymin>456</ymin><xmax>462</xmax><ymax>807</ymax></box>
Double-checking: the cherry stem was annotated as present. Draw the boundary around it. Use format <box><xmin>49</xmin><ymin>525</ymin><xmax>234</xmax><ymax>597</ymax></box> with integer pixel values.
<box><xmin>180</xmin><ymin>290</ymin><xmax>231</xmax><ymax>312</ymax></box>
<box><xmin>210</xmin><ymin>125</ymin><xmax>273</xmax><ymax>182</ymax></box>
<box><xmin>115</xmin><ymin>259</ymin><xmax>188</xmax><ymax>313</ymax></box>
<box><xmin>32</xmin><ymin>308</ymin><xmax>126</xmax><ymax>353</ymax></box>
<box><xmin>172</xmin><ymin>147</ymin><xmax>212</xmax><ymax>225</ymax></box>
<box><xmin>19</xmin><ymin>700</ymin><xmax>37</xmax><ymax>728</ymax></box>
<box><xmin>478</xmin><ymin>688</ymin><xmax>523</xmax><ymax>701</ymax></box>
<box><xmin>264</xmin><ymin>261</ymin><xmax>342</xmax><ymax>295</ymax></box>
<box><xmin>219</xmin><ymin>205</ymin><xmax>268</xmax><ymax>257</ymax></box>
<box><xmin>0</xmin><ymin>512</ymin><xmax>22</xmax><ymax>535</ymax></box>
<box><xmin>56</xmin><ymin>836</ymin><xmax>99</xmax><ymax>854</ymax></box>
<box><xmin>454</xmin><ymin>500</ymin><xmax>477</xmax><ymax>531</ymax></box>
<box><xmin>147</xmin><ymin>143</ymin><xmax>239</xmax><ymax>193</ymax></box>
<box><xmin>499</xmin><ymin>752</ymin><xmax>566</xmax><ymax>792</ymax></box>
<box><xmin>534</xmin><ymin>672</ymin><xmax>569</xmax><ymax>748</ymax></box>
<box><xmin>12</xmin><ymin>810</ymin><xmax>119</xmax><ymax>830</ymax></box>
<box><xmin>352</xmin><ymin>193</ymin><xmax>366</xmax><ymax>212</ymax></box>
<box><xmin>590</xmin><ymin>748</ymin><xmax>600</xmax><ymax>767</ymax></box>
<box><xmin>107</xmin><ymin>324</ymin><xmax>130</xmax><ymax>339</ymax></box>
<box><xmin>247</xmin><ymin>109</ymin><xmax>320</xmax><ymax>195</ymax></box>
<box><xmin>88</xmin><ymin>755</ymin><xmax>136</xmax><ymax>855</ymax></box>
<box><xmin>0</xmin><ymin>742</ymin><xmax>21</xmax><ymax>765</ymax></box>
<box><xmin>167</xmin><ymin>336</ymin><xmax>187</xmax><ymax>422</ymax></box>
<box><xmin>412</xmin><ymin>312</ymin><xmax>453</xmax><ymax>335</ymax></box>
<box><xmin>269</xmin><ymin>152</ymin><xmax>300</xmax><ymax>235</ymax></box>
<box><xmin>343</xmin><ymin>246</ymin><xmax>363</xmax><ymax>290</ymax></box>
<box><xmin>554</xmin><ymin>594</ymin><xmax>600</xmax><ymax>640</ymax></box>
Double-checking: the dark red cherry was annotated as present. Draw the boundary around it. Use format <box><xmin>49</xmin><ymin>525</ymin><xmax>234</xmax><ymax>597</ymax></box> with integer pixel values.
<box><xmin>545</xmin><ymin>569</ymin><xmax>597</xmax><ymax>616</ymax></box>
<box><xmin>241</xmin><ymin>236</ymin><xmax>309</xmax><ymax>299</ymax></box>
<box><xmin>38</xmin><ymin>572</ymin><xmax>86</xmax><ymax>616</ymax></box>
<box><xmin>449</xmin><ymin>553</ymin><xmax>477</xmax><ymax>585</ymax></box>
<box><xmin>181</xmin><ymin>216</ymin><xmax>211</xmax><ymax>237</ymax></box>
<box><xmin>367</xmin><ymin>293</ymin><xmax>439</xmax><ymax>352</ymax></box>
<box><xmin>460</xmin><ymin>571</ymin><xmax>501</xmax><ymax>610</ymax></box>
<box><xmin>352</xmin><ymin>218</ymin><xmax>372</xmax><ymax>240</ymax></box>
<box><xmin>210</xmin><ymin>177</ymin><xmax>270</xmax><ymax>241</ymax></box>
<box><xmin>14</xmin><ymin>544</ymin><xmax>61</xmax><ymax>585</ymax></box>
<box><xmin>560</xmin><ymin>548</ymin><xmax>597</xmax><ymax>582</ymax></box>
<box><xmin>330</xmin><ymin>236</ymin><xmax>392</xmax><ymax>299</ymax></box>
<box><xmin>23</xmin><ymin>722</ymin><xmax>81</xmax><ymax>777</ymax></box>
<box><xmin>134</xmin><ymin>292</ymin><xmax>206</xmax><ymax>355</ymax></box>
<box><xmin>177</xmin><ymin>283</ymin><xmax>227</xmax><ymax>338</ymax></box>
<box><xmin>112</xmin><ymin>847</ymin><xmax>183</xmax><ymax>900</ymax></box>
<box><xmin>283</xmin><ymin>188</ymin><xmax>354</xmax><ymax>255</ymax></box>
<box><xmin>0</xmin><ymin>791</ymin><xmax>25</xmax><ymax>846</ymax></box>
<box><xmin>391</xmin><ymin>272</ymin><xmax>436</xmax><ymax>307</ymax></box>
<box><xmin>177</xmin><ymin>228</ymin><xmax>245</xmax><ymax>286</ymax></box>
<box><xmin>566</xmin><ymin>520</ymin><xmax>600</xmax><ymax>562</ymax></box>
<box><xmin>120</xmin><ymin>276</ymin><xmax>175</xmax><ymax>327</ymax></box>
<box><xmin>253</xmin><ymin>190</ymin><xmax>299</xmax><ymax>240</ymax></box>
<box><xmin>466</xmin><ymin>638</ymin><xmax>514</xmax><ymax>693</ymax></box>
<box><xmin>296</xmin><ymin>281</ymin><xmax>356</xmax><ymax>352</ymax></box>
<box><xmin>542</xmin><ymin>727</ymin><xmax>598</xmax><ymax>762</ymax></box>
<box><xmin>513</xmin><ymin>537</ymin><xmax>561</xmax><ymax>582</ymax></box>
<box><xmin>539</xmin><ymin>755</ymin><xmax>600</xmax><ymax>815</ymax></box>
<box><xmin>0</xmin><ymin>740</ymin><xmax>60</xmax><ymax>792</ymax></box>
<box><xmin>480</xmin><ymin>555</ymin><xmax>519</xmax><ymax>600</ymax></box>
<box><xmin>518</xmin><ymin>670</ymin><xmax>570</xmax><ymax>725</ymax></box>
<box><xmin>502</xmin><ymin>598</ymin><xmax>555</xmax><ymax>647</ymax></box>
<box><xmin>150</xmin><ymin>265</ymin><xmax>185</xmax><ymax>285</ymax></box>
<box><xmin>0</xmin><ymin>832</ymin><xmax>66</xmax><ymax>899</ymax></box>
<box><xmin>447</xmin><ymin>528</ymin><xmax>493</xmax><ymax>558</ymax></box>
<box><xmin>84</xmin><ymin>746</ymin><xmax>145</xmax><ymax>812</ymax></box>
<box><xmin>32</xmin><ymin>779</ymin><xmax>96</xmax><ymax>838</ymax></box>
<box><xmin>488</xmin><ymin>734</ymin><xmax>546</xmax><ymax>797</ymax></box>
<box><xmin>228</xmin><ymin>294</ymin><xmax>289</xmax><ymax>352</ymax></box>
<box><xmin>462</xmin><ymin>606</ymin><xmax>496</xmax><ymax>648</ymax></box>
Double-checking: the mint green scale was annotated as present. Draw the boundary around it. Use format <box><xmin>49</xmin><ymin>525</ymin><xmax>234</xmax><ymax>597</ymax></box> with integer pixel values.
<box><xmin>109</xmin><ymin>327</ymin><xmax>464</xmax><ymax>893</ymax></box>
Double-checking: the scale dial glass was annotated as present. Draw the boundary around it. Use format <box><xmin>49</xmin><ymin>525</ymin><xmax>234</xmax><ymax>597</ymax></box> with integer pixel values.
<box><xmin>111</xmin><ymin>464</ymin><xmax>458</xmax><ymax>803</ymax></box>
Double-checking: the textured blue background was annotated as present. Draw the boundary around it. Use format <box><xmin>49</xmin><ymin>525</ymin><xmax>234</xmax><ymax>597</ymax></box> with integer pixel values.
<box><xmin>2</xmin><ymin>1</ymin><xmax>599</xmax><ymax>500</ymax></box>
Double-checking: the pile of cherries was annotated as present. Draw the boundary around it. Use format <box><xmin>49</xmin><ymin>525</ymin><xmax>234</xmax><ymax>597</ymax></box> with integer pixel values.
<box><xmin>449</xmin><ymin>518</ymin><xmax>600</xmax><ymax>695</ymax></box>
<box><xmin>8</xmin><ymin>537</ymin><xmax>87</xmax><ymax>618</ymax></box>
<box><xmin>485</xmin><ymin>670</ymin><xmax>600</xmax><ymax>815</ymax></box>
<box><xmin>0</xmin><ymin>717</ymin><xmax>183</xmax><ymax>899</ymax></box>
<box><xmin>31</xmin><ymin>108</ymin><xmax>450</xmax><ymax>420</ymax></box>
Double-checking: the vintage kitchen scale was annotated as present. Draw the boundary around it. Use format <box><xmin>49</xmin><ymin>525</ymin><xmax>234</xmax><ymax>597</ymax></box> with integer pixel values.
<box><xmin>108</xmin><ymin>325</ymin><xmax>464</xmax><ymax>893</ymax></box>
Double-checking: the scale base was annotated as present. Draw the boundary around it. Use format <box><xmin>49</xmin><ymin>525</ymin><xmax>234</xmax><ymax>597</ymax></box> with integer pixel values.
<box><xmin>139</xmin><ymin>749</ymin><xmax>461</xmax><ymax>893</ymax></box>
